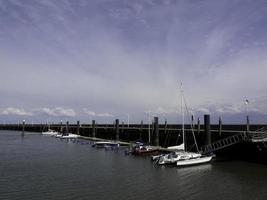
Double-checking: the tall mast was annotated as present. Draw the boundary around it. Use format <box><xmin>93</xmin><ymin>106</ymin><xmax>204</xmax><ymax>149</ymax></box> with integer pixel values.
<box><xmin>180</xmin><ymin>82</ymin><xmax>185</xmax><ymax>151</ymax></box>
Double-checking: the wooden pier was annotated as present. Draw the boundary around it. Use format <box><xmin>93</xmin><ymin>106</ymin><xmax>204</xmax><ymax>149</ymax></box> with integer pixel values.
<box><xmin>1</xmin><ymin>115</ymin><xmax>267</xmax><ymax>155</ymax></box>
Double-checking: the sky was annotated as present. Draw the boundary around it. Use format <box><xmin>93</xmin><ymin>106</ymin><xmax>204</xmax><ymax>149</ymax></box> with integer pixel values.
<box><xmin>1</xmin><ymin>0</ymin><xmax>267</xmax><ymax>124</ymax></box>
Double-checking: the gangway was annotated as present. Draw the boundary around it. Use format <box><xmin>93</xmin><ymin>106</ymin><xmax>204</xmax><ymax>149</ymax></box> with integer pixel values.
<box><xmin>201</xmin><ymin>132</ymin><xmax>248</xmax><ymax>154</ymax></box>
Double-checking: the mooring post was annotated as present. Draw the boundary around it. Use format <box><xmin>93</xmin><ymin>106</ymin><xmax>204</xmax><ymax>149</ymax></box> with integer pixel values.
<box><xmin>197</xmin><ymin>117</ymin><xmax>200</xmax><ymax>135</ymax></box>
<box><xmin>164</xmin><ymin>119</ymin><xmax>167</xmax><ymax>135</ymax></box>
<box><xmin>60</xmin><ymin>120</ymin><xmax>63</xmax><ymax>133</ymax></box>
<box><xmin>140</xmin><ymin>120</ymin><xmax>143</xmax><ymax>141</ymax></box>
<box><xmin>115</xmin><ymin>119</ymin><xmax>119</xmax><ymax>141</ymax></box>
<box><xmin>219</xmin><ymin>117</ymin><xmax>222</xmax><ymax>137</ymax></box>
<box><xmin>246</xmin><ymin>115</ymin><xmax>250</xmax><ymax>132</ymax></box>
<box><xmin>121</xmin><ymin>122</ymin><xmax>124</xmax><ymax>135</ymax></box>
<box><xmin>204</xmin><ymin>115</ymin><xmax>211</xmax><ymax>146</ymax></box>
<box><xmin>92</xmin><ymin>120</ymin><xmax>96</xmax><ymax>138</ymax></box>
<box><xmin>66</xmin><ymin>121</ymin><xmax>69</xmax><ymax>134</ymax></box>
<box><xmin>154</xmin><ymin>117</ymin><xmax>159</xmax><ymax>146</ymax></box>
<box><xmin>22</xmin><ymin>120</ymin><xmax>25</xmax><ymax>136</ymax></box>
<box><xmin>76</xmin><ymin>121</ymin><xmax>80</xmax><ymax>135</ymax></box>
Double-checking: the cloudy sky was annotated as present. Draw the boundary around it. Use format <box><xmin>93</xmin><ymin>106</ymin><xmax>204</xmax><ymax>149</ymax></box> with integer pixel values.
<box><xmin>1</xmin><ymin>0</ymin><xmax>267</xmax><ymax>124</ymax></box>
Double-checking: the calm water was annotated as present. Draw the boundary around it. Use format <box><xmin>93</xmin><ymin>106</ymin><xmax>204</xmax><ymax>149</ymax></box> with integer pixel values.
<box><xmin>0</xmin><ymin>131</ymin><xmax>267</xmax><ymax>200</ymax></box>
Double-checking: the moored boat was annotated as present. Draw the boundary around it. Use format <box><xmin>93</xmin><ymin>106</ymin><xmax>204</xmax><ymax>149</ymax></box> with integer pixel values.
<box><xmin>176</xmin><ymin>155</ymin><xmax>213</xmax><ymax>166</ymax></box>
<box><xmin>92</xmin><ymin>141</ymin><xmax>120</xmax><ymax>148</ymax></box>
<box><xmin>41</xmin><ymin>129</ymin><xmax>59</xmax><ymax>136</ymax></box>
<box><xmin>132</xmin><ymin>145</ymin><xmax>160</xmax><ymax>156</ymax></box>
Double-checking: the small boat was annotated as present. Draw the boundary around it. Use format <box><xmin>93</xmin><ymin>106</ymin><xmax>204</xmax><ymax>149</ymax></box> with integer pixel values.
<box><xmin>132</xmin><ymin>145</ymin><xmax>159</xmax><ymax>156</ymax></box>
<box><xmin>60</xmin><ymin>133</ymin><xmax>79</xmax><ymax>139</ymax></box>
<box><xmin>92</xmin><ymin>141</ymin><xmax>120</xmax><ymax>148</ymax></box>
<box><xmin>42</xmin><ymin>129</ymin><xmax>59</xmax><ymax>136</ymax></box>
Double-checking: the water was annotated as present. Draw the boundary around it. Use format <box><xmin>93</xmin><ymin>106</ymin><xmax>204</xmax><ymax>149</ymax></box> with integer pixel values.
<box><xmin>0</xmin><ymin>131</ymin><xmax>267</xmax><ymax>200</ymax></box>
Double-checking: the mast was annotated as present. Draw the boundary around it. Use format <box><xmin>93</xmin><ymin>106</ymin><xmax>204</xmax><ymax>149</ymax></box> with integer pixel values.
<box><xmin>180</xmin><ymin>82</ymin><xmax>185</xmax><ymax>151</ymax></box>
<box><xmin>148</xmin><ymin>110</ymin><xmax>151</xmax><ymax>145</ymax></box>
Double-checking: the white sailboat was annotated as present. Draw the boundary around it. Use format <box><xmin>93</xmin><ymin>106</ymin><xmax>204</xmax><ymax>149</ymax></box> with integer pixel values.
<box><xmin>42</xmin><ymin>129</ymin><xmax>59</xmax><ymax>136</ymax></box>
<box><xmin>157</xmin><ymin>83</ymin><xmax>213</xmax><ymax>166</ymax></box>
<box><xmin>42</xmin><ymin>123</ymin><xmax>59</xmax><ymax>136</ymax></box>
<box><xmin>175</xmin><ymin>83</ymin><xmax>213</xmax><ymax>166</ymax></box>
<box><xmin>55</xmin><ymin>122</ymin><xmax>79</xmax><ymax>139</ymax></box>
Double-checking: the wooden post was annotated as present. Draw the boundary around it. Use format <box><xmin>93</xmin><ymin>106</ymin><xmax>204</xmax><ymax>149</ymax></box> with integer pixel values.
<box><xmin>115</xmin><ymin>119</ymin><xmax>119</xmax><ymax>141</ymax></box>
<box><xmin>76</xmin><ymin>121</ymin><xmax>80</xmax><ymax>135</ymax></box>
<box><xmin>66</xmin><ymin>121</ymin><xmax>69</xmax><ymax>135</ymax></box>
<box><xmin>154</xmin><ymin>117</ymin><xmax>159</xmax><ymax>146</ymax></box>
<box><xmin>164</xmin><ymin>119</ymin><xmax>167</xmax><ymax>135</ymax></box>
<box><xmin>140</xmin><ymin>120</ymin><xmax>143</xmax><ymax>141</ymax></box>
<box><xmin>22</xmin><ymin>120</ymin><xmax>25</xmax><ymax>136</ymax></box>
<box><xmin>204</xmin><ymin>115</ymin><xmax>211</xmax><ymax>146</ymax></box>
<box><xmin>92</xmin><ymin>120</ymin><xmax>96</xmax><ymax>138</ymax></box>
<box><xmin>121</xmin><ymin>122</ymin><xmax>124</xmax><ymax>135</ymax></box>
<box><xmin>60</xmin><ymin>120</ymin><xmax>63</xmax><ymax>133</ymax></box>
<box><xmin>219</xmin><ymin>117</ymin><xmax>222</xmax><ymax>137</ymax></box>
<box><xmin>246</xmin><ymin>115</ymin><xmax>250</xmax><ymax>132</ymax></box>
<box><xmin>197</xmin><ymin>117</ymin><xmax>200</xmax><ymax>135</ymax></box>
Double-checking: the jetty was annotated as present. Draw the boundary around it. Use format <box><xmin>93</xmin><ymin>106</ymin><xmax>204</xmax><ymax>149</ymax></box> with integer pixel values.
<box><xmin>1</xmin><ymin>115</ymin><xmax>267</xmax><ymax>159</ymax></box>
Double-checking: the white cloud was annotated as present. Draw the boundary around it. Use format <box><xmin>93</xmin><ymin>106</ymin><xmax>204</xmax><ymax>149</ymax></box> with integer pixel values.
<box><xmin>83</xmin><ymin>109</ymin><xmax>96</xmax><ymax>116</ymax></box>
<box><xmin>195</xmin><ymin>107</ymin><xmax>211</xmax><ymax>114</ymax></box>
<box><xmin>83</xmin><ymin>109</ymin><xmax>114</xmax><ymax>117</ymax></box>
<box><xmin>38</xmin><ymin>107</ymin><xmax>76</xmax><ymax>117</ymax></box>
<box><xmin>97</xmin><ymin>113</ymin><xmax>114</xmax><ymax>117</ymax></box>
<box><xmin>0</xmin><ymin>107</ymin><xmax>33</xmax><ymax>116</ymax></box>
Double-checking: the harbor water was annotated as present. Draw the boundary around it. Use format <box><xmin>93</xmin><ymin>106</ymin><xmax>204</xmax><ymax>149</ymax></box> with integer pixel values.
<box><xmin>0</xmin><ymin>131</ymin><xmax>267</xmax><ymax>200</ymax></box>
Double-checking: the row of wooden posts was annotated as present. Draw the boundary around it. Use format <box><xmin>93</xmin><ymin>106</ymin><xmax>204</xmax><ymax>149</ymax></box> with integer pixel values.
<box><xmin>14</xmin><ymin>114</ymin><xmax>251</xmax><ymax>147</ymax></box>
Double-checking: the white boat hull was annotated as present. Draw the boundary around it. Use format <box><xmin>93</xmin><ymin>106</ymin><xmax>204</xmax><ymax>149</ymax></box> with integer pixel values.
<box><xmin>176</xmin><ymin>156</ymin><xmax>212</xmax><ymax>166</ymax></box>
<box><xmin>60</xmin><ymin>134</ymin><xmax>79</xmax><ymax>139</ymax></box>
<box><xmin>42</xmin><ymin>130</ymin><xmax>58</xmax><ymax>136</ymax></box>
<box><xmin>158</xmin><ymin>151</ymin><xmax>202</xmax><ymax>165</ymax></box>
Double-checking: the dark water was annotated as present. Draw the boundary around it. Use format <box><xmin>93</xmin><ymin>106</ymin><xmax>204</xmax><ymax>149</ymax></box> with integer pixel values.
<box><xmin>0</xmin><ymin>131</ymin><xmax>267</xmax><ymax>200</ymax></box>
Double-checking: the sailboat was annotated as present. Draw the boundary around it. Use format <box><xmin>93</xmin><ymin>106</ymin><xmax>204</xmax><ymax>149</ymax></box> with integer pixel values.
<box><xmin>56</xmin><ymin>123</ymin><xmax>79</xmax><ymax>139</ymax></box>
<box><xmin>42</xmin><ymin>123</ymin><xmax>59</xmax><ymax>136</ymax></box>
<box><xmin>157</xmin><ymin>83</ymin><xmax>213</xmax><ymax>166</ymax></box>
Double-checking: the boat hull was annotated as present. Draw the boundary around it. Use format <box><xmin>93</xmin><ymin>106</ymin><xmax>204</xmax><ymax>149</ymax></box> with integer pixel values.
<box><xmin>176</xmin><ymin>156</ymin><xmax>212</xmax><ymax>166</ymax></box>
<box><xmin>133</xmin><ymin>149</ymin><xmax>160</xmax><ymax>156</ymax></box>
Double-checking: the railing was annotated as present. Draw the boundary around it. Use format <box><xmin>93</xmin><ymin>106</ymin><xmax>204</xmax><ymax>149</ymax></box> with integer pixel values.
<box><xmin>248</xmin><ymin>131</ymin><xmax>267</xmax><ymax>142</ymax></box>
<box><xmin>201</xmin><ymin>132</ymin><xmax>247</xmax><ymax>154</ymax></box>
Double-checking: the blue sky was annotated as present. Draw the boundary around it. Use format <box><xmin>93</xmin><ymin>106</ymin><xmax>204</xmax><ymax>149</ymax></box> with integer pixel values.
<box><xmin>1</xmin><ymin>0</ymin><xmax>267</xmax><ymax>124</ymax></box>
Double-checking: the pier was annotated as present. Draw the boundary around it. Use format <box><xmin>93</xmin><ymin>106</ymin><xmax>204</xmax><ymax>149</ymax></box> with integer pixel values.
<box><xmin>1</xmin><ymin>115</ymin><xmax>267</xmax><ymax>157</ymax></box>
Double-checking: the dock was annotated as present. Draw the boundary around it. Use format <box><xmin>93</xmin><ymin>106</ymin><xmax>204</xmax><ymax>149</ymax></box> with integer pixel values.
<box><xmin>1</xmin><ymin>114</ymin><xmax>267</xmax><ymax>157</ymax></box>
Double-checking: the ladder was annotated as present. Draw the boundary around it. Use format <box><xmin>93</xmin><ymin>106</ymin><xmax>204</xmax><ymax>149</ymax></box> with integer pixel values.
<box><xmin>201</xmin><ymin>132</ymin><xmax>247</xmax><ymax>154</ymax></box>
